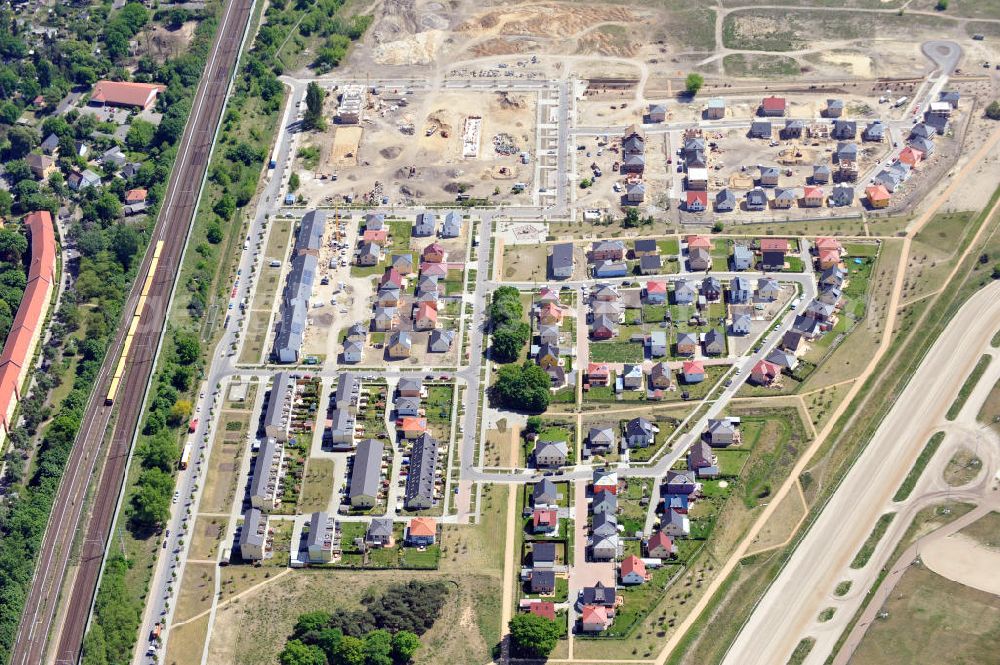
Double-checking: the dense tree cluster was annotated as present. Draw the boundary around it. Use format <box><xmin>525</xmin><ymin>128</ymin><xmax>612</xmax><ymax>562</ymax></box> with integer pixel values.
<box><xmin>0</xmin><ymin>226</ymin><xmax>28</xmax><ymax>340</ymax></box>
<box><xmin>278</xmin><ymin>582</ymin><xmax>448</xmax><ymax>665</ymax></box>
<box><xmin>509</xmin><ymin>613</ymin><xmax>562</xmax><ymax>658</ymax></box>
<box><xmin>492</xmin><ymin>361</ymin><xmax>551</xmax><ymax>413</ymax></box>
<box><xmin>489</xmin><ymin>286</ymin><xmax>530</xmax><ymax>363</ymax></box>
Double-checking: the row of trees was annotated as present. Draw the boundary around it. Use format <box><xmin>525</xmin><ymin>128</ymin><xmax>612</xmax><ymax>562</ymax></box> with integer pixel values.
<box><xmin>489</xmin><ymin>285</ymin><xmax>530</xmax><ymax>363</ymax></box>
<box><xmin>278</xmin><ymin>581</ymin><xmax>448</xmax><ymax>665</ymax></box>
<box><xmin>493</xmin><ymin>361</ymin><xmax>551</xmax><ymax>413</ymax></box>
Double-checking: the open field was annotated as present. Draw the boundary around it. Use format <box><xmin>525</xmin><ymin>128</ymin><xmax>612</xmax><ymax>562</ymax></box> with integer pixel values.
<box><xmin>849</xmin><ymin>566</ymin><xmax>1000</xmax><ymax>665</ymax></box>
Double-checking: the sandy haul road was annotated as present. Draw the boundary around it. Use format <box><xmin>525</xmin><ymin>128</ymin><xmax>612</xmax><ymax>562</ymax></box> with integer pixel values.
<box><xmin>723</xmin><ymin>281</ymin><xmax>1000</xmax><ymax>665</ymax></box>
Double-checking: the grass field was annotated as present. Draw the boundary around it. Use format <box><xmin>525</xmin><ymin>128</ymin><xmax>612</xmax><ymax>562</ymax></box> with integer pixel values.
<box><xmin>298</xmin><ymin>458</ymin><xmax>335</xmax><ymax>513</ymax></box>
<box><xmin>892</xmin><ymin>431</ymin><xmax>944</xmax><ymax>501</ymax></box>
<box><xmin>723</xmin><ymin>53</ymin><xmax>801</xmax><ymax>78</ymax></box>
<box><xmin>850</xmin><ymin>512</ymin><xmax>895</xmax><ymax>568</ymax></box>
<box><xmin>960</xmin><ymin>511</ymin><xmax>1000</xmax><ymax>550</ymax></box>
<box><xmin>850</xmin><ymin>565</ymin><xmax>1000</xmax><ymax>665</ymax></box>
<box><xmin>942</xmin><ymin>447</ymin><xmax>983</xmax><ymax>487</ymax></box>
<box><xmin>946</xmin><ymin>354</ymin><xmax>992</xmax><ymax>420</ymax></box>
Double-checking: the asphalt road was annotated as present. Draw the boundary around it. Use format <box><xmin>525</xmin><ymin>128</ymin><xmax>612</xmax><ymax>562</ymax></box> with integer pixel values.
<box><xmin>723</xmin><ymin>281</ymin><xmax>1000</xmax><ymax>665</ymax></box>
<box><xmin>8</xmin><ymin>1</ymin><xmax>255</xmax><ymax>663</ymax></box>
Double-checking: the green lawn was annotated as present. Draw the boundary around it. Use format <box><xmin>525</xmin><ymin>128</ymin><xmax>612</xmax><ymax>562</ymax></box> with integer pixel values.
<box><xmin>589</xmin><ymin>341</ymin><xmax>644</xmax><ymax>363</ymax></box>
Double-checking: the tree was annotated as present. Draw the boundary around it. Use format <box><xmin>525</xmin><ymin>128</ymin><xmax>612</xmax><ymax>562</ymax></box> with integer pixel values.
<box><xmin>493</xmin><ymin>362</ymin><xmax>551</xmax><ymax>413</ymax></box>
<box><xmin>331</xmin><ymin>635</ymin><xmax>366</xmax><ymax>665</ymax></box>
<box><xmin>508</xmin><ymin>613</ymin><xmax>561</xmax><ymax>658</ymax></box>
<box><xmin>173</xmin><ymin>330</ymin><xmax>201</xmax><ymax>365</ymax></box>
<box><xmin>362</xmin><ymin>629</ymin><xmax>393</xmax><ymax>665</ymax></box>
<box><xmin>304</xmin><ymin>82</ymin><xmax>326</xmax><ymax>131</ymax></box>
<box><xmin>214</xmin><ymin>193</ymin><xmax>236</xmax><ymax>220</ymax></box>
<box><xmin>579</xmin><ymin>178</ymin><xmax>592</xmax><ymax>189</ymax></box>
<box><xmin>622</xmin><ymin>207</ymin><xmax>641</xmax><ymax>228</ymax></box>
<box><xmin>390</xmin><ymin>631</ymin><xmax>421</xmax><ymax>663</ymax></box>
<box><xmin>491</xmin><ymin>322</ymin><xmax>529</xmax><ymax>363</ymax></box>
<box><xmin>935</xmin><ymin>0</ymin><xmax>948</xmax><ymax>9</ymax></box>
<box><xmin>130</xmin><ymin>468</ymin><xmax>172</xmax><ymax>527</ymax></box>
<box><xmin>289</xmin><ymin>172</ymin><xmax>300</xmax><ymax>192</ymax></box>
<box><xmin>168</xmin><ymin>399</ymin><xmax>193</xmax><ymax>427</ymax></box>
<box><xmin>126</xmin><ymin>118</ymin><xmax>156</xmax><ymax>151</ymax></box>
<box><xmin>279</xmin><ymin>640</ymin><xmax>326</xmax><ymax>665</ymax></box>
<box><xmin>109</xmin><ymin>224</ymin><xmax>140</xmax><ymax>269</ymax></box>
<box><xmin>140</xmin><ymin>430</ymin><xmax>178</xmax><ymax>473</ymax></box>
<box><xmin>986</xmin><ymin>101</ymin><xmax>1000</xmax><ymax>121</ymax></box>
<box><xmin>524</xmin><ymin>416</ymin><xmax>543</xmax><ymax>434</ymax></box>
<box><xmin>0</xmin><ymin>227</ymin><xmax>27</xmax><ymax>262</ymax></box>
<box><xmin>685</xmin><ymin>73</ymin><xmax>704</xmax><ymax>96</ymax></box>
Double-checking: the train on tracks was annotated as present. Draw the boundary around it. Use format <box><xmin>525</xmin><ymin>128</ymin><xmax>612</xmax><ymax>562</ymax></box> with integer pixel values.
<box><xmin>105</xmin><ymin>240</ymin><xmax>164</xmax><ymax>406</ymax></box>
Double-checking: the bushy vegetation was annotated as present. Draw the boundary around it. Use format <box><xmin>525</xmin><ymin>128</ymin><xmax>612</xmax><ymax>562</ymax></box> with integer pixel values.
<box><xmin>489</xmin><ymin>286</ymin><xmax>530</xmax><ymax>363</ymax></box>
<box><xmin>509</xmin><ymin>613</ymin><xmax>561</xmax><ymax>658</ymax></box>
<box><xmin>0</xmin><ymin>227</ymin><xmax>29</xmax><ymax>340</ymax></box>
<box><xmin>986</xmin><ymin>101</ymin><xmax>1000</xmax><ymax>121</ymax></box>
<box><xmin>493</xmin><ymin>361</ymin><xmax>551</xmax><ymax>413</ymax></box>
<box><xmin>278</xmin><ymin>581</ymin><xmax>448</xmax><ymax>665</ymax></box>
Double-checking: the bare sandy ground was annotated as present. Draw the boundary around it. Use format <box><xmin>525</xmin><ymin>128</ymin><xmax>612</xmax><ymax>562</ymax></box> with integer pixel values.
<box><xmin>920</xmin><ymin>533</ymin><xmax>1000</xmax><ymax>596</ymax></box>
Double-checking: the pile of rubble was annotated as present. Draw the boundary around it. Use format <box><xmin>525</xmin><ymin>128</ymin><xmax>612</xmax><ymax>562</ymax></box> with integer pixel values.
<box><xmin>493</xmin><ymin>132</ymin><xmax>518</xmax><ymax>155</ymax></box>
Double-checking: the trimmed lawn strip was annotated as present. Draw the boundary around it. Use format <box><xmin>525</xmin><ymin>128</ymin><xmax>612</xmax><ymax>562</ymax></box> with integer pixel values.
<box><xmin>945</xmin><ymin>354</ymin><xmax>992</xmax><ymax>420</ymax></box>
<box><xmin>849</xmin><ymin>512</ymin><xmax>895</xmax><ymax>569</ymax></box>
<box><xmin>891</xmin><ymin>431</ymin><xmax>944</xmax><ymax>501</ymax></box>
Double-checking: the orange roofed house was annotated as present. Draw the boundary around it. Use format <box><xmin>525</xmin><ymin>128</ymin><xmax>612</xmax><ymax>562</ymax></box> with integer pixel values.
<box><xmin>587</xmin><ymin>362</ymin><xmax>611</xmax><ymax>387</ymax></box>
<box><xmin>581</xmin><ymin>605</ymin><xmax>612</xmax><ymax>632</ymax></box>
<box><xmin>0</xmin><ymin>211</ymin><xmax>56</xmax><ymax>442</ymax></box>
<box><xmin>405</xmin><ymin>516</ymin><xmax>436</xmax><ymax>546</ymax></box>
<box><xmin>90</xmin><ymin>80</ymin><xmax>165</xmax><ymax>111</ymax></box>
<box><xmin>865</xmin><ymin>185</ymin><xmax>890</xmax><ymax>209</ymax></box>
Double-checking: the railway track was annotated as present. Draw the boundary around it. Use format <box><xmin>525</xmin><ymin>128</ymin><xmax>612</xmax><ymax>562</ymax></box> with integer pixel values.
<box><xmin>9</xmin><ymin>0</ymin><xmax>256</xmax><ymax>663</ymax></box>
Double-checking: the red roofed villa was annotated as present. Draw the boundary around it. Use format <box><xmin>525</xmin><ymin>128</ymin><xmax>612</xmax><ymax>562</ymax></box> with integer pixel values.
<box><xmin>866</xmin><ymin>184</ymin><xmax>891</xmax><ymax>209</ymax></box>
<box><xmin>750</xmin><ymin>360</ymin><xmax>781</xmax><ymax>386</ymax></box>
<box><xmin>620</xmin><ymin>555</ymin><xmax>649</xmax><ymax>585</ymax></box>
<box><xmin>760</xmin><ymin>96</ymin><xmax>787</xmax><ymax>116</ymax></box>
<box><xmin>125</xmin><ymin>188</ymin><xmax>148</xmax><ymax>205</ymax></box>
<box><xmin>528</xmin><ymin>602</ymin><xmax>556</xmax><ymax>621</ymax></box>
<box><xmin>90</xmin><ymin>80</ymin><xmax>165</xmax><ymax>110</ymax></box>
<box><xmin>685</xmin><ymin>235</ymin><xmax>711</xmax><ymax>250</ymax></box>
<box><xmin>581</xmin><ymin>605</ymin><xmax>612</xmax><ymax>632</ymax></box>
<box><xmin>587</xmin><ymin>362</ymin><xmax>611</xmax><ymax>386</ymax></box>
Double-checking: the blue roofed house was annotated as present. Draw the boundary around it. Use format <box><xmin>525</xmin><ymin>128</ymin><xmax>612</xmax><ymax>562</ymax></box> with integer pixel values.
<box><xmin>732</xmin><ymin>245</ymin><xmax>753</xmax><ymax>271</ymax></box>
<box><xmin>729</xmin><ymin>276</ymin><xmax>752</xmax><ymax>303</ymax></box>
<box><xmin>413</xmin><ymin>212</ymin><xmax>436</xmax><ymax>237</ymax></box>
<box><xmin>863</xmin><ymin>120</ymin><xmax>885</xmax><ymax>142</ymax></box>
<box><xmin>593</xmin><ymin>260</ymin><xmax>628</xmax><ymax>278</ymax></box>
<box><xmin>673</xmin><ymin>279</ymin><xmax>697</xmax><ymax>305</ymax></box>
<box><xmin>830</xmin><ymin>186</ymin><xmax>854</xmax><ymax>207</ymax></box>
<box><xmin>831</xmin><ymin>120</ymin><xmax>857</xmax><ymax>140</ymax></box>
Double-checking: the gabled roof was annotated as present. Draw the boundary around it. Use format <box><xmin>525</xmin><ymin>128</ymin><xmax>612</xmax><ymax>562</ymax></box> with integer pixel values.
<box><xmin>408</xmin><ymin>516</ymin><xmax>436</xmax><ymax>537</ymax></box>
<box><xmin>760</xmin><ymin>238</ymin><xmax>789</xmax><ymax>251</ymax></box>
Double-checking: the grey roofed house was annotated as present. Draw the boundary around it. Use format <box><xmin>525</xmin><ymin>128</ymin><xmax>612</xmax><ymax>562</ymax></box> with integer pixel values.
<box><xmin>793</xmin><ymin>314</ymin><xmax>822</xmax><ymax>337</ymax></box>
<box><xmin>335</xmin><ymin>373</ymin><xmax>358</xmax><ymax>409</ymax></box>
<box><xmin>536</xmin><ymin>342</ymin><xmax>561</xmax><ymax>364</ymax></box>
<box><xmin>591</xmin><ymin>300</ymin><xmax>623</xmax><ymax>319</ymax></box>
<box><xmin>546</xmin><ymin>365</ymin><xmax>566</xmax><ymax>388</ymax></box>
<box><xmin>388</xmin><ymin>330</ymin><xmax>413</xmax><ymax>356</ymax></box>
<box><xmin>531</xmin><ymin>570</ymin><xmax>556</xmax><ymax>594</ymax></box>
<box><xmin>732</xmin><ymin>245</ymin><xmax>753</xmax><ymax>271</ymax></box>
<box><xmin>774</xmin><ymin>188</ymin><xmax>797</xmax><ymax>205</ymax></box>
<box><xmin>909</xmin><ymin>135</ymin><xmax>934</xmax><ymax>155</ymax></box>
<box><xmin>346</xmin><ymin>322</ymin><xmax>367</xmax><ymax>341</ymax></box>
<box><xmin>863</xmin><ymin>120</ymin><xmax>885</xmax><ymax>142</ymax></box>
<box><xmin>715</xmin><ymin>188</ymin><xmax>736</xmax><ymax>212</ymax></box>
<box><xmin>622</xmin><ymin>134</ymin><xmax>645</xmax><ymax>153</ymax></box>
<box><xmin>781</xmin><ymin>119</ymin><xmax>804</xmax><ymax>139</ymax></box>
<box><xmin>428</xmin><ymin>329</ymin><xmax>455</xmax><ymax>353</ymax></box>
<box><xmin>592</xmin><ymin>489</ymin><xmax>618</xmax><ymax>517</ymax></box>
<box><xmin>264</xmin><ymin>372</ymin><xmax>293</xmax><ymax>440</ymax></box>
<box><xmin>581</xmin><ymin>581</ymin><xmax>617</xmax><ymax>607</ymax></box>
<box><xmin>817</xmin><ymin>286</ymin><xmax>842</xmax><ymax>306</ymax></box>
<box><xmin>648</xmin><ymin>103</ymin><xmax>667</xmax><ymax>121</ymax></box>
<box><xmin>405</xmin><ymin>433</ymin><xmax>440</xmax><ymax>510</ymax></box>
<box><xmin>366</xmin><ymin>517</ymin><xmax>394</xmax><ymax>546</ymax></box>
<box><xmin>830</xmin><ymin>185</ymin><xmax>855</xmax><ymax>207</ymax></box>
<box><xmin>533</xmin><ymin>478</ymin><xmax>559</xmax><ymax>505</ymax></box>
<box><xmin>550</xmin><ymin>242</ymin><xmax>574</xmax><ymax>278</ymax></box>
<box><xmin>306</xmin><ymin>511</ymin><xmax>338</xmax><ymax>562</ymax></box>
<box><xmin>121</xmin><ymin>162</ymin><xmax>142</xmax><ymax>179</ymax></box>
<box><xmin>591</xmin><ymin>533</ymin><xmax>619</xmax><ymax>560</ymax></box>
<box><xmin>534</xmin><ymin>440</ymin><xmax>569</xmax><ymax>467</ymax></box>
<box><xmin>391</xmin><ymin>253</ymin><xmax>413</xmax><ymax>273</ymax></box>
<box><xmin>413</xmin><ymin>212</ymin><xmax>436</xmax><ymax>237</ymax></box>
<box><xmin>101</xmin><ymin>145</ymin><xmax>127</xmax><ymax>167</ymax></box>
<box><xmin>688</xmin><ymin>246</ymin><xmax>711</xmax><ymax>270</ymax></box>
<box><xmin>398</xmin><ymin>377</ymin><xmax>423</xmax><ymax>396</ymax></box>
<box><xmin>622</xmin><ymin>153</ymin><xmax>645</xmax><ymax>171</ymax></box>
<box><xmin>649</xmin><ymin>361</ymin><xmax>672</xmax><ymax>388</ymax></box>
<box><xmin>537</xmin><ymin>323</ymin><xmax>560</xmax><ymax>345</ymax></box>
<box><xmin>250</xmin><ymin>438</ymin><xmax>280</xmax><ymax>510</ymax></box>
<box><xmin>831</xmin><ymin>120</ymin><xmax>857</xmax><ymax>139</ymax></box>
<box><xmin>417</xmin><ymin>274</ymin><xmax>439</xmax><ymax>296</ymax></box>
<box><xmin>440</xmin><ymin>211</ymin><xmax>462</xmax><ymax>238</ymax></box>
<box><xmin>731</xmin><ymin>313</ymin><xmax>751</xmax><ymax>335</ymax></box>
<box><xmin>661</xmin><ymin>508</ymin><xmax>690</xmax><ymax>537</ymax></box>
<box><xmin>676</xmin><ymin>331</ymin><xmax>699</xmax><ymax>352</ymax></box>
<box><xmin>749</xmin><ymin>120</ymin><xmax>772</xmax><ymax>138</ymax></box>
<box><xmin>592</xmin><ymin>283</ymin><xmax>620</xmax><ymax>301</ymax></box>
<box><xmin>756</xmin><ymin>277</ymin><xmax>781</xmax><ymax>300</ymax></box>
<box><xmin>813</xmin><ymin>164</ymin><xmax>831</xmax><ymax>183</ymax></box>
<box><xmin>746</xmin><ymin>188</ymin><xmax>768</xmax><ymax>210</ymax></box>
<box><xmin>703</xmin><ymin>329</ymin><xmax>725</xmax><ymax>355</ymax></box>
<box><xmin>588</xmin><ymin>426</ymin><xmax>616</xmax><ymax>453</ymax></box>
<box><xmin>874</xmin><ymin>169</ymin><xmax>902</xmax><ymax>192</ymax></box>
<box><xmin>688</xmin><ymin>440</ymin><xmax>716</xmax><ymax>470</ymax></box>
<box><xmin>358</xmin><ymin>241</ymin><xmax>381</xmax><ymax>265</ymax></box>
<box><xmin>274</xmin><ymin>298</ymin><xmax>306</xmax><ymax>363</ymax></box>
<box><xmin>939</xmin><ymin>90</ymin><xmax>960</xmax><ymax>107</ymax></box>
<box><xmin>395</xmin><ymin>396</ymin><xmax>421</xmax><ymax>417</ymax></box>
<box><xmin>591</xmin><ymin>314</ymin><xmax>617</xmax><ymax>338</ymax></box>
<box><xmin>297</xmin><ymin>209</ymin><xmax>326</xmax><ymax>254</ymax></box>
<box><xmin>674</xmin><ymin>279</ymin><xmax>697</xmax><ymax>304</ymax></box>
<box><xmin>533</xmin><ymin>542</ymin><xmax>557</xmax><ymax>567</ymax></box>
<box><xmin>373</xmin><ymin>305</ymin><xmax>398</xmax><ymax>330</ymax></box>
<box><xmin>343</xmin><ymin>339</ymin><xmax>363</xmax><ymax>363</ymax></box>
<box><xmin>626</xmin><ymin>181</ymin><xmax>645</xmax><ymax>202</ymax></box>
<box><xmin>625</xmin><ymin>417</ymin><xmax>655</xmax><ymax>447</ymax></box>
<box><xmin>364</xmin><ymin>212</ymin><xmax>385</xmax><ymax>230</ymax></box>
<box><xmin>730</xmin><ymin>275</ymin><xmax>753</xmax><ymax>301</ymax></box>
<box><xmin>781</xmin><ymin>330</ymin><xmax>804</xmax><ymax>352</ymax></box>
<box><xmin>834</xmin><ymin>142</ymin><xmax>858</xmax><ymax>162</ymax></box>
<box><xmin>239</xmin><ymin>508</ymin><xmax>266</xmax><ymax>560</ymax></box>
<box><xmin>759</xmin><ymin>165</ymin><xmax>780</xmax><ymax>182</ymax></box>
<box><xmin>592</xmin><ymin>511</ymin><xmax>618</xmax><ymax>537</ymax></box>
<box><xmin>349</xmin><ymin>439</ymin><xmax>384</xmax><ymax>507</ymax></box>
<box><xmin>40</xmin><ymin>133</ymin><xmax>60</xmax><ymax>154</ymax></box>
<box><xmin>805</xmin><ymin>300</ymin><xmax>836</xmax><ymax>320</ymax></box>
<box><xmin>634</xmin><ymin>238</ymin><xmax>658</xmax><ymax>255</ymax></box>
<box><xmin>328</xmin><ymin>408</ymin><xmax>354</xmax><ymax>445</ymax></box>
<box><xmin>910</xmin><ymin>122</ymin><xmax>934</xmax><ymax>140</ymax></box>
<box><xmin>701</xmin><ymin>275</ymin><xmax>721</xmax><ymax>297</ymax></box>
<box><xmin>825</xmin><ymin>98</ymin><xmax>844</xmax><ymax>116</ymax></box>
<box><xmin>767</xmin><ymin>348</ymin><xmax>798</xmax><ymax>370</ymax></box>
<box><xmin>924</xmin><ymin>113</ymin><xmax>948</xmax><ymax>134</ymax></box>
